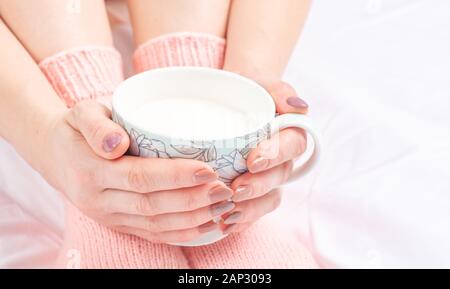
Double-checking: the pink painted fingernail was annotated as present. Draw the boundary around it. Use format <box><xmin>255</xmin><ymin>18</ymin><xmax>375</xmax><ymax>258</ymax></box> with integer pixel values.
<box><xmin>232</xmin><ymin>185</ymin><xmax>252</xmax><ymax>202</ymax></box>
<box><xmin>194</xmin><ymin>169</ymin><xmax>217</xmax><ymax>184</ymax></box>
<box><xmin>210</xmin><ymin>202</ymin><xmax>235</xmax><ymax>217</ymax></box>
<box><xmin>249</xmin><ymin>157</ymin><xmax>269</xmax><ymax>172</ymax></box>
<box><xmin>103</xmin><ymin>133</ymin><xmax>122</xmax><ymax>152</ymax></box>
<box><xmin>209</xmin><ymin>186</ymin><xmax>233</xmax><ymax>203</ymax></box>
<box><xmin>224</xmin><ymin>211</ymin><xmax>242</xmax><ymax>224</ymax></box>
<box><xmin>287</xmin><ymin>96</ymin><xmax>309</xmax><ymax>109</ymax></box>
<box><xmin>198</xmin><ymin>222</ymin><xmax>219</xmax><ymax>233</ymax></box>
<box><xmin>223</xmin><ymin>223</ymin><xmax>238</xmax><ymax>235</ymax></box>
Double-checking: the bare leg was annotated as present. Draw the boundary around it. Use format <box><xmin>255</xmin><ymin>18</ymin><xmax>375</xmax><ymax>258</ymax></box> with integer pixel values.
<box><xmin>0</xmin><ymin>0</ymin><xmax>112</xmax><ymax>62</ymax></box>
<box><xmin>127</xmin><ymin>0</ymin><xmax>231</xmax><ymax>46</ymax></box>
<box><xmin>0</xmin><ymin>0</ymin><xmax>121</xmax><ymax>107</ymax></box>
<box><xmin>224</xmin><ymin>0</ymin><xmax>311</xmax><ymax>80</ymax></box>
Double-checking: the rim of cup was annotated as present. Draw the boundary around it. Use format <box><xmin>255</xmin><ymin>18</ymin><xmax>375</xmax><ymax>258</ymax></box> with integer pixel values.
<box><xmin>112</xmin><ymin>67</ymin><xmax>276</xmax><ymax>142</ymax></box>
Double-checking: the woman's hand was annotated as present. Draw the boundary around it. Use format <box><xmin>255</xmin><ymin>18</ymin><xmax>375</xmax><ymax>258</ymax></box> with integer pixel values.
<box><xmin>40</xmin><ymin>100</ymin><xmax>234</xmax><ymax>244</ymax></box>
<box><xmin>222</xmin><ymin>81</ymin><xmax>309</xmax><ymax>234</ymax></box>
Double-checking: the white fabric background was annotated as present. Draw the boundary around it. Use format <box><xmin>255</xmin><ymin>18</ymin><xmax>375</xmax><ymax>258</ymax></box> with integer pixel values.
<box><xmin>1</xmin><ymin>0</ymin><xmax>449</xmax><ymax>268</ymax></box>
<box><xmin>280</xmin><ymin>0</ymin><xmax>450</xmax><ymax>268</ymax></box>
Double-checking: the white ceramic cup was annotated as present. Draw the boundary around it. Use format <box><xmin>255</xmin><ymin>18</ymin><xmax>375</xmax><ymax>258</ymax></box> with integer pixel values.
<box><xmin>112</xmin><ymin>67</ymin><xmax>321</xmax><ymax>246</ymax></box>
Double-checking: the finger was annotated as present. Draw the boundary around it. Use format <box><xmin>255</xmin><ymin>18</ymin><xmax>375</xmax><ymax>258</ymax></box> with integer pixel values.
<box><xmin>222</xmin><ymin>189</ymin><xmax>282</xmax><ymax>225</ymax></box>
<box><xmin>100</xmin><ymin>182</ymin><xmax>232</xmax><ymax>215</ymax></box>
<box><xmin>247</xmin><ymin>128</ymin><xmax>306</xmax><ymax>173</ymax></box>
<box><xmin>66</xmin><ymin>100</ymin><xmax>130</xmax><ymax>160</ymax></box>
<box><xmin>222</xmin><ymin>222</ymin><xmax>253</xmax><ymax>235</ymax></box>
<box><xmin>104</xmin><ymin>156</ymin><xmax>218</xmax><ymax>193</ymax></box>
<box><xmin>117</xmin><ymin>220</ymin><xmax>220</xmax><ymax>244</ymax></box>
<box><xmin>107</xmin><ymin>201</ymin><xmax>234</xmax><ymax>232</ymax></box>
<box><xmin>265</xmin><ymin>81</ymin><xmax>309</xmax><ymax>114</ymax></box>
<box><xmin>231</xmin><ymin>162</ymin><xmax>291</xmax><ymax>202</ymax></box>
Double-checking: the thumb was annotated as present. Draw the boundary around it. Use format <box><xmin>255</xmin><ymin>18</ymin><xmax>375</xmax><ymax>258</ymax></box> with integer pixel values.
<box><xmin>67</xmin><ymin>100</ymin><xmax>130</xmax><ymax>160</ymax></box>
<box><xmin>264</xmin><ymin>81</ymin><xmax>309</xmax><ymax>115</ymax></box>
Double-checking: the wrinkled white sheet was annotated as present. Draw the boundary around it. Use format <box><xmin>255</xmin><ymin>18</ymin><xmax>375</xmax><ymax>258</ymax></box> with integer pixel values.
<box><xmin>1</xmin><ymin>0</ymin><xmax>450</xmax><ymax>268</ymax></box>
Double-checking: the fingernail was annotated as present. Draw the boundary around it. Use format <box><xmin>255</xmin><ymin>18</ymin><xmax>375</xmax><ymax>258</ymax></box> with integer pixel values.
<box><xmin>249</xmin><ymin>157</ymin><xmax>269</xmax><ymax>172</ymax></box>
<box><xmin>223</xmin><ymin>223</ymin><xmax>238</xmax><ymax>235</ymax></box>
<box><xmin>194</xmin><ymin>169</ymin><xmax>217</xmax><ymax>184</ymax></box>
<box><xmin>287</xmin><ymin>96</ymin><xmax>309</xmax><ymax>109</ymax></box>
<box><xmin>103</xmin><ymin>133</ymin><xmax>122</xmax><ymax>152</ymax></box>
<box><xmin>198</xmin><ymin>222</ymin><xmax>219</xmax><ymax>234</ymax></box>
<box><xmin>232</xmin><ymin>185</ymin><xmax>252</xmax><ymax>202</ymax></box>
<box><xmin>209</xmin><ymin>186</ymin><xmax>233</xmax><ymax>203</ymax></box>
<box><xmin>224</xmin><ymin>212</ymin><xmax>242</xmax><ymax>225</ymax></box>
<box><xmin>210</xmin><ymin>202</ymin><xmax>235</xmax><ymax>217</ymax></box>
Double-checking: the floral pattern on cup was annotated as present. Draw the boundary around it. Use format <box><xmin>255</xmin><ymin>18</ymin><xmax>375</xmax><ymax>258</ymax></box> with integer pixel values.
<box><xmin>113</xmin><ymin>109</ymin><xmax>271</xmax><ymax>185</ymax></box>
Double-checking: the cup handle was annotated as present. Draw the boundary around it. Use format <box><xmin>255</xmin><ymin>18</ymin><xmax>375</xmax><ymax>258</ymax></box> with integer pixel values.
<box><xmin>268</xmin><ymin>113</ymin><xmax>321</xmax><ymax>183</ymax></box>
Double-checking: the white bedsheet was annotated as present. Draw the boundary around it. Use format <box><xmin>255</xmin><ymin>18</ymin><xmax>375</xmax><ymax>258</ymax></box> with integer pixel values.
<box><xmin>1</xmin><ymin>0</ymin><xmax>450</xmax><ymax>268</ymax></box>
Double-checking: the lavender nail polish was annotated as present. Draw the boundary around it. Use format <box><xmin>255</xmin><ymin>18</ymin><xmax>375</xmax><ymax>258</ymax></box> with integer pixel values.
<box><xmin>209</xmin><ymin>186</ymin><xmax>233</xmax><ymax>203</ymax></box>
<box><xmin>232</xmin><ymin>186</ymin><xmax>252</xmax><ymax>202</ymax></box>
<box><xmin>194</xmin><ymin>169</ymin><xmax>217</xmax><ymax>184</ymax></box>
<box><xmin>210</xmin><ymin>202</ymin><xmax>235</xmax><ymax>217</ymax></box>
<box><xmin>224</xmin><ymin>211</ymin><xmax>242</xmax><ymax>224</ymax></box>
<box><xmin>103</xmin><ymin>133</ymin><xmax>122</xmax><ymax>152</ymax></box>
<box><xmin>198</xmin><ymin>222</ymin><xmax>219</xmax><ymax>233</ymax></box>
<box><xmin>287</xmin><ymin>97</ymin><xmax>309</xmax><ymax>109</ymax></box>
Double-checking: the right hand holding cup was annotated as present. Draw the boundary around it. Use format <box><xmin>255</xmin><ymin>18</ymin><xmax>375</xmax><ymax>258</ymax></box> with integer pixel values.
<box><xmin>40</xmin><ymin>100</ymin><xmax>234</xmax><ymax>244</ymax></box>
